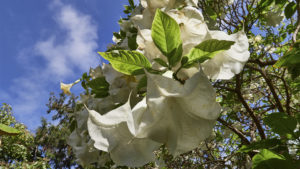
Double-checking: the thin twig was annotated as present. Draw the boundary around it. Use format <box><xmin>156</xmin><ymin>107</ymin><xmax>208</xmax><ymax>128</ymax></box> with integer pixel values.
<box><xmin>217</xmin><ymin>118</ymin><xmax>250</xmax><ymax>145</ymax></box>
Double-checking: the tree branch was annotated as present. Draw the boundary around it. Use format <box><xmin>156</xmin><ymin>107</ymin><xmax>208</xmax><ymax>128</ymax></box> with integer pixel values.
<box><xmin>246</xmin><ymin>64</ymin><xmax>285</xmax><ymax>113</ymax></box>
<box><xmin>217</xmin><ymin>118</ymin><xmax>250</xmax><ymax>145</ymax></box>
<box><xmin>281</xmin><ymin>70</ymin><xmax>292</xmax><ymax>116</ymax></box>
<box><xmin>248</xmin><ymin>59</ymin><xmax>277</xmax><ymax>66</ymax></box>
<box><xmin>235</xmin><ymin>74</ymin><xmax>266</xmax><ymax>139</ymax></box>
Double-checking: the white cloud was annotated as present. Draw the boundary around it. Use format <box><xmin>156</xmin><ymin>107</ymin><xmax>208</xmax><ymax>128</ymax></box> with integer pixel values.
<box><xmin>2</xmin><ymin>2</ymin><xmax>100</xmax><ymax>131</ymax></box>
<box><xmin>35</xmin><ymin>4</ymin><xmax>99</xmax><ymax>78</ymax></box>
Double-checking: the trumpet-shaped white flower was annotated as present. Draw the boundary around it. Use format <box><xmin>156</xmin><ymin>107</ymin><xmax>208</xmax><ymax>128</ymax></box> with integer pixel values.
<box><xmin>167</xmin><ymin>7</ymin><xmax>209</xmax><ymax>55</ymax></box>
<box><xmin>131</xmin><ymin>7</ymin><xmax>154</xmax><ymax>30</ymax></box>
<box><xmin>136</xmin><ymin>29</ymin><xmax>165</xmax><ymax>61</ymax></box>
<box><xmin>60</xmin><ymin>82</ymin><xmax>73</xmax><ymax>95</ymax></box>
<box><xmin>60</xmin><ymin>79</ymin><xmax>80</xmax><ymax>95</ymax></box>
<box><xmin>86</xmin><ymin>69</ymin><xmax>220</xmax><ymax>166</ymax></box>
<box><xmin>68</xmin><ymin>128</ymin><xmax>103</xmax><ymax>166</ymax></box>
<box><xmin>87</xmin><ymin>98</ymin><xmax>160</xmax><ymax>167</ymax></box>
<box><xmin>67</xmin><ymin>107</ymin><xmax>106</xmax><ymax>166</ymax></box>
<box><xmin>136</xmin><ymin>70</ymin><xmax>221</xmax><ymax>155</ymax></box>
<box><xmin>132</xmin><ymin>0</ymin><xmax>199</xmax><ymax>30</ymax></box>
<box><xmin>201</xmin><ymin>31</ymin><xmax>250</xmax><ymax>79</ymax></box>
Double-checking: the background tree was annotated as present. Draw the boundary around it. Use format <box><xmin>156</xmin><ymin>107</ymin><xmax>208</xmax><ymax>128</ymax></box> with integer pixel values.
<box><xmin>34</xmin><ymin>93</ymin><xmax>79</xmax><ymax>168</ymax></box>
<box><xmin>0</xmin><ymin>103</ymin><xmax>49</xmax><ymax>169</ymax></box>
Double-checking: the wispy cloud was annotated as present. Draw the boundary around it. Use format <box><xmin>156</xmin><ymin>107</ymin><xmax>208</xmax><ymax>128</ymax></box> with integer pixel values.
<box><xmin>35</xmin><ymin>4</ymin><xmax>99</xmax><ymax>78</ymax></box>
<box><xmin>2</xmin><ymin>1</ymin><xmax>100</xmax><ymax>130</ymax></box>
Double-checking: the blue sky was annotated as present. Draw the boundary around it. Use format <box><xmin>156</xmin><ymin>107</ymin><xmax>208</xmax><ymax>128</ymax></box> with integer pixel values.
<box><xmin>0</xmin><ymin>0</ymin><xmax>135</xmax><ymax>131</ymax></box>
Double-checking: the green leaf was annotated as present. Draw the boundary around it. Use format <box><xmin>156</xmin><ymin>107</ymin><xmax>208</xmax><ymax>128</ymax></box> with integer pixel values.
<box><xmin>151</xmin><ymin>9</ymin><xmax>182</xmax><ymax>67</ymax></box>
<box><xmin>183</xmin><ymin>39</ymin><xmax>235</xmax><ymax>68</ymax></box>
<box><xmin>264</xmin><ymin>112</ymin><xmax>297</xmax><ymax>138</ymax></box>
<box><xmin>137</xmin><ymin>75</ymin><xmax>147</xmax><ymax>91</ymax></box>
<box><xmin>275</xmin><ymin>0</ymin><xmax>287</xmax><ymax>5</ymax></box>
<box><xmin>99</xmin><ymin>50</ymin><xmax>151</xmax><ymax>75</ymax></box>
<box><xmin>275</xmin><ymin>42</ymin><xmax>300</xmax><ymax>79</ymax></box>
<box><xmin>87</xmin><ymin>77</ymin><xmax>109</xmax><ymax>98</ymax></box>
<box><xmin>128</xmin><ymin>0</ymin><xmax>134</xmax><ymax>7</ymax></box>
<box><xmin>284</xmin><ymin>2</ymin><xmax>297</xmax><ymax>19</ymax></box>
<box><xmin>128</xmin><ymin>35</ymin><xmax>138</xmax><ymax>50</ymax></box>
<box><xmin>252</xmin><ymin>149</ymin><xmax>293</xmax><ymax>169</ymax></box>
<box><xmin>206</xmin><ymin>6</ymin><xmax>218</xmax><ymax>20</ymax></box>
<box><xmin>153</xmin><ymin>58</ymin><xmax>169</xmax><ymax>67</ymax></box>
<box><xmin>259</xmin><ymin>0</ymin><xmax>275</xmax><ymax>8</ymax></box>
<box><xmin>0</xmin><ymin>123</ymin><xmax>21</xmax><ymax>136</ymax></box>
<box><xmin>238</xmin><ymin>139</ymin><xmax>281</xmax><ymax>153</ymax></box>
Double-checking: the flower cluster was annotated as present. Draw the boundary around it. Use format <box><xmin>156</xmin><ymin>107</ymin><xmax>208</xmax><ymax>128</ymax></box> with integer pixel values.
<box><xmin>63</xmin><ymin>0</ymin><xmax>250</xmax><ymax>167</ymax></box>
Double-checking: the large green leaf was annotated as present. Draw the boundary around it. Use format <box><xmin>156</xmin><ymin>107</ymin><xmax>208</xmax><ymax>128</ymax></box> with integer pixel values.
<box><xmin>252</xmin><ymin>149</ymin><xmax>294</xmax><ymax>169</ymax></box>
<box><xmin>0</xmin><ymin>123</ymin><xmax>20</xmax><ymax>136</ymax></box>
<box><xmin>99</xmin><ymin>50</ymin><xmax>151</xmax><ymax>75</ymax></box>
<box><xmin>151</xmin><ymin>9</ymin><xmax>182</xmax><ymax>67</ymax></box>
<box><xmin>263</xmin><ymin>112</ymin><xmax>297</xmax><ymax>138</ymax></box>
<box><xmin>87</xmin><ymin>77</ymin><xmax>110</xmax><ymax>98</ymax></box>
<box><xmin>238</xmin><ymin>139</ymin><xmax>281</xmax><ymax>153</ymax></box>
<box><xmin>183</xmin><ymin>39</ymin><xmax>235</xmax><ymax>68</ymax></box>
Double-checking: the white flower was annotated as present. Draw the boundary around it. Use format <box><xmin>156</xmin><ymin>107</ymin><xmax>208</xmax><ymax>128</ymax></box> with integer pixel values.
<box><xmin>60</xmin><ymin>79</ymin><xmax>80</xmax><ymax>95</ymax></box>
<box><xmin>87</xmin><ymin>97</ymin><xmax>160</xmax><ymax>167</ymax></box>
<box><xmin>101</xmin><ymin>63</ymin><xmax>137</xmax><ymax>103</ymax></box>
<box><xmin>254</xmin><ymin>35</ymin><xmax>262</xmax><ymax>43</ymax></box>
<box><xmin>131</xmin><ymin>7</ymin><xmax>154</xmax><ymax>30</ymax></box>
<box><xmin>144</xmin><ymin>0</ymin><xmax>171</xmax><ymax>12</ymax></box>
<box><xmin>132</xmin><ymin>0</ymin><xmax>199</xmax><ymax>30</ymax></box>
<box><xmin>60</xmin><ymin>82</ymin><xmax>73</xmax><ymax>95</ymax></box>
<box><xmin>135</xmin><ymin>6</ymin><xmax>209</xmax><ymax>61</ymax></box>
<box><xmin>144</xmin><ymin>70</ymin><xmax>220</xmax><ymax>155</ymax></box>
<box><xmin>135</xmin><ymin>70</ymin><xmax>220</xmax><ymax>155</ymax></box>
<box><xmin>167</xmin><ymin>7</ymin><xmax>209</xmax><ymax>55</ymax></box>
<box><xmin>67</xmin><ymin>107</ymin><xmax>107</xmax><ymax>167</ymax></box>
<box><xmin>68</xmin><ymin>129</ymin><xmax>102</xmax><ymax>166</ymax></box>
<box><xmin>136</xmin><ymin>29</ymin><xmax>164</xmax><ymax>61</ymax></box>
<box><xmin>201</xmin><ymin>31</ymin><xmax>250</xmax><ymax>79</ymax></box>
<box><xmin>86</xmin><ymin>69</ymin><xmax>220</xmax><ymax>166</ymax></box>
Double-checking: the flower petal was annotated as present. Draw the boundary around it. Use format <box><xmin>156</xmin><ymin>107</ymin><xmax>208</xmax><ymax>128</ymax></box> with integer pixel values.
<box><xmin>202</xmin><ymin>31</ymin><xmax>250</xmax><ymax>79</ymax></box>
<box><xmin>87</xmin><ymin>97</ymin><xmax>160</xmax><ymax>167</ymax></box>
<box><xmin>136</xmin><ymin>70</ymin><xmax>221</xmax><ymax>155</ymax></box>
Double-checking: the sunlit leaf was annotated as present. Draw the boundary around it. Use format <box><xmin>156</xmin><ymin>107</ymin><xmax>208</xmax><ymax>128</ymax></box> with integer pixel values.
<box><xmin>183</xmin><ymin>39</ymin><xmax>235</xmax><ymax>68</ymax></box>
<box><xmin>151</xmin><ymin>9</ymin><xmax>182</xmax><ymax>67</ymax></box>
<box><xmin>99</xmin><ymin>50</ymin><xmax>151</xmax><ymax>75</ymax></box>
